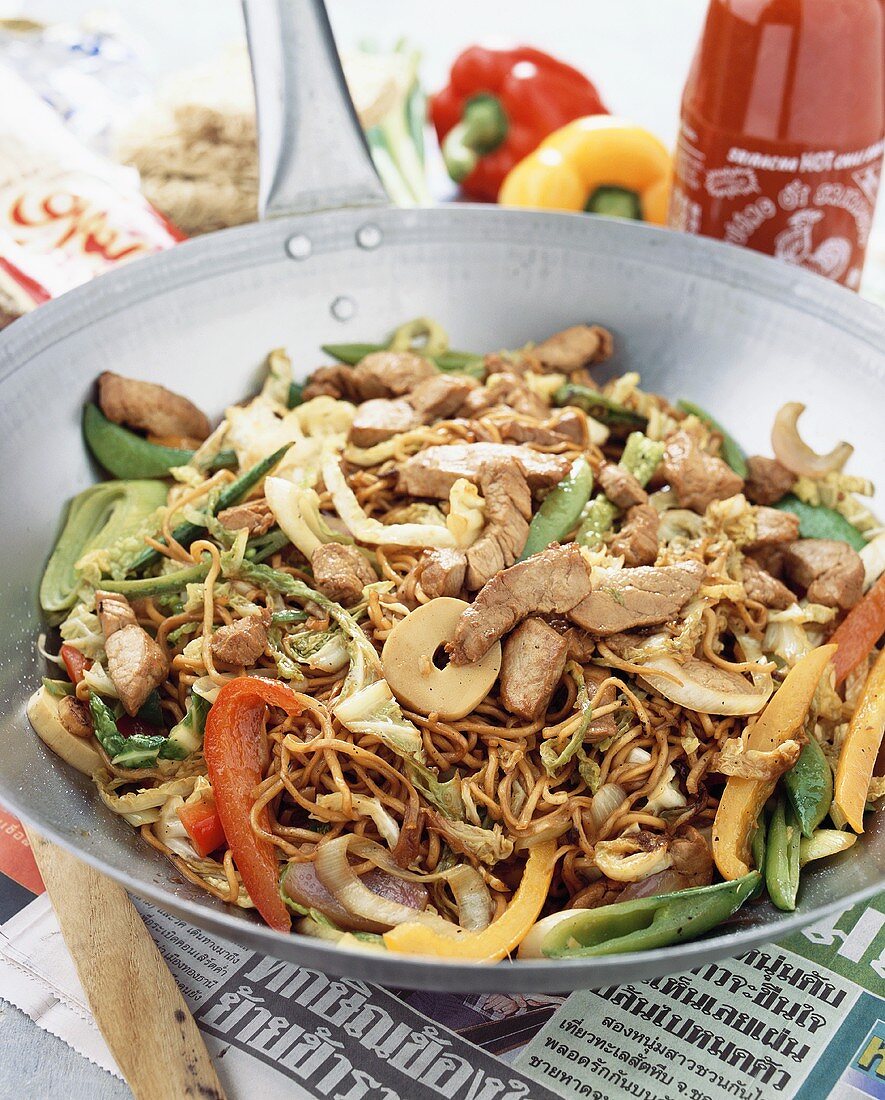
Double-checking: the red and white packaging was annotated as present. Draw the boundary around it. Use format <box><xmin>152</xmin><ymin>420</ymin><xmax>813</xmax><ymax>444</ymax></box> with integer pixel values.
<box><xmin>0</xmin><ymin>64</ymin><xmax>183</xmax><ymax>328</ymax></box>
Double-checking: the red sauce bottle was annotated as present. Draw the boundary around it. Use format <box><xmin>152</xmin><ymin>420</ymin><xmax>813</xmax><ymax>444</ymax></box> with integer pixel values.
<box><xmin>670</xmin><ymin>0</ymin><xmax>885</xmax><ymax>289</ymax></box>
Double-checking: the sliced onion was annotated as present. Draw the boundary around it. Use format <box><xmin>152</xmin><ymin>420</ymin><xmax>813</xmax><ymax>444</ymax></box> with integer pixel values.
<box><xmin>283</xmin><ymin>859</ymin><xmax>428</xmax><ymax>933</ymax></box>
<box><xmin>446</xmin><ymin>864</ymin><xmax>493</xmax><ymax>931</ymax></box>
<box><xmin>771</xmin><ymin>401</ymin><xmax>853</xmax><ymax>479</ymax></box>
<box><xmin>618</xmin><ymin>868</ymin><xmax>693</xmax><ymax>901</ymax></box>
<box><xmin>588</xmin><ymin>784</ymin><xmax>627</xmax><ymax>832</ymax></box>
<box><xmin>315</xmin><ymin>836</ymin><xmax>452</xmax><ymax>932</ymax></box>
<box><xmin>638</xmin><ymin>656</ymin><xmax>772</xmax><ymax>715</ymax></box>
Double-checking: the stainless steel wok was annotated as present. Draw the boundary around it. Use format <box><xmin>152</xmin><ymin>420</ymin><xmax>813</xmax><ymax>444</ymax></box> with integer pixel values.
<box><xmin>0</xmin><ymin>0</ymin><xmax>882</xmax><ymax>993</ymax></box>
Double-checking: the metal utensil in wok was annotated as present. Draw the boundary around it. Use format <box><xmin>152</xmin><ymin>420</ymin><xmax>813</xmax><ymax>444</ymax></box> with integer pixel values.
<box><xmin>0</xmin><ymin>0</ymin><xmax>882</xmax><ymax>992</ymax></box>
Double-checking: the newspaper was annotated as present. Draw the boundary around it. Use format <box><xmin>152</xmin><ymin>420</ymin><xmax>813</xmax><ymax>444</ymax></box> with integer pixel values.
<box><xmin>1</xmin><ymin>810</ymin><xmax>884</xmax><ymax>1100</ymax></box>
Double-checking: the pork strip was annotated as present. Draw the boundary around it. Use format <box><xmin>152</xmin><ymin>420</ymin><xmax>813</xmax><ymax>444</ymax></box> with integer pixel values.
<box><xmin>499</xmin><ymin>618</ymin><xmax>569</xmax><ymax>720</ymax></box>
<box><xmin>568</xmin><ymin>559</ymin><xmax>706</xmax><ymax>635</ymax></box>
<box><xmin>398</xmin><ymin>443</ymin><xmax>570</xmax><ymax>499</ymax></box>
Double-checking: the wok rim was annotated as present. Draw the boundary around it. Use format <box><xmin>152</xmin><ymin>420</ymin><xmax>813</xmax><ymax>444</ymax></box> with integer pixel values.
<box><xmin>1</xmin><ymin>204</ymin><xmax>883</xmax><ymax>990</ymax></box>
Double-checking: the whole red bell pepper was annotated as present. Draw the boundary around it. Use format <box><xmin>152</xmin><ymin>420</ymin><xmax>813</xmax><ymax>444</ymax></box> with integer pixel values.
<box><xmin>430</xmin><ymin>46</ymin><xmax>607</xmax><ymax>202</ymax></box>
<box><xmin>204</xmin><ymin>678</ymin><xmax>303</xmax><ymax>932</ymax></box>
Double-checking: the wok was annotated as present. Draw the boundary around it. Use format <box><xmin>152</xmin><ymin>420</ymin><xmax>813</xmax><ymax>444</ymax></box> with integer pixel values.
<box><xmin>0</xmin><ymin>0</ymin><xmax>882</xmax><ymax>993</ymax></box>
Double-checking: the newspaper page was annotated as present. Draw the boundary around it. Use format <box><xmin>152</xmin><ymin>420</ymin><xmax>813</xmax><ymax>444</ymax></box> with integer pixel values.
<box><xmin>1</xmin><ymin>805</ymin><xmax>884</xmax><ymax>1099</ymax></box>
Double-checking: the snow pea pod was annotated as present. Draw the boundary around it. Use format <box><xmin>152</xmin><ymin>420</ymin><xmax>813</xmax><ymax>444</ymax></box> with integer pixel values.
<box><xmin>774</xmin><ymin>494</ymin><xmax>867</xmax><ymax>551</ymax></box>
<box><xmin>519</xmin><ymin>457</ymin><xmax>594</xmax><ymax>560</ymax></box>
<box><xmin>784</xmin><ymin>735</ymin><xmax>833</xmax><ymax>838</ymax></box>
<box><xmin>677</xmin><ymin>399</ymin><xmax>748</xmax><ymax>478</ymax></box>
<box><xmin>553</xmin><ymin>383</ymin><xmax>647</xmax><ymax>430</ymax></box>
<box><xmin>765</xmin><ymin>797</ymin><xmax>802</xmax><ymax>911</ymax></box>
<box><xmin>321</xmin><ymin>341</ymin><xmax>484</xmax><ymax>378</ymax></box>
<box><xmin>126</xmin><ymin>443</ymin><xmax>293</xmax><ymax>574</ymax></box>
<box><xmin>540</xmin><ymin>873</ymin><xmax>760</xmax><ymax>957</ymax></box>
<box><xmin>750</xmin><ymin>807</ymin><xmax>768</xmax><ymax>898</ymax></box>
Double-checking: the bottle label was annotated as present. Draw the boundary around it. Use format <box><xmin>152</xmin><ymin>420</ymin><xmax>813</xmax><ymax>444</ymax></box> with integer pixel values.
<box><xmin>670</xmin><ymin>109</ymin><xmax>884</xmax><ymax>289</ymax></box>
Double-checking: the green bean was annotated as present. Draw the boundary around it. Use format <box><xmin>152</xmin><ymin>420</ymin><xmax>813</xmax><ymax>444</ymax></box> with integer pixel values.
<box><xmin>784</xmin><ymin>736</ymin><xmax>833</xmax><ymax>838</ymax></box>
<box><xmin>519</xmin><ymin>458</ymin><xmax>593</xmax><ymax>560</ymax></box>
<box><xmin>677</xmin><ymin>399</ymin><xmax>748</xmax><ymax>477</ymax></box>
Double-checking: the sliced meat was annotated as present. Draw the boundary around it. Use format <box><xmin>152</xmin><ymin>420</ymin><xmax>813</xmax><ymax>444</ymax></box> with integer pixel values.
<box><xmin>532</xmin><ymin>324</ymin><xmax>613</xmax><ymax>372</ymax></box>
<box><xmin>104</xmin><ymin>625</ymin><xmax>169</xmax><ymax>716</ymax></box>
<box><xmin>661</xmin><ymin>429</ymin><xmax>744</xmax><ymax>513</ymax></box>
<box><xmin>96</xmin><ymin>590</ymin><xmax>138</xmax><ymax>637</ymax></box>
<box><xmin>598</xmin><ymin>463</ymin><xmax>648</xmax><ymax>510</ymax></box>
<box><xmin>348</xmin><ymin>398</ymin><xmax>420</xmax><ymax>447</ymax></box>
<box><xmin>610</xmin><ymin>503</ymin><xmax>659</xmax><ymax>567</ymax></box>
<box><xmin>746</xmin><ymin>506</ymin><xmax>800</xmax><ymax>550</ymax></box>
<box><xmin>669</xmin><ymin>826</ymin><xmax>713</xmax><ymax>888</ymax></box>
<box><xmin>781</xmin><ymin>539</ymin><xmax>864</xmax><ymax>609</ymax></box>
<box><xmin>398</xmin><ymin>443</ymin><xmax>570</xmax><ymax>499</ymax></box>
<box><xmin>352</xmin><ymin>351</ymin><xmax>436</xmax><ymax>397</ymax></box>
<box><xmin>98</xmin><ymin>372</ymin><xmax>211</xmax><ymax>442</ymax></box>
<box><xmin>496</xmin><ymin>417</ymin><xmax>564</xmax><ymax>447</ymax></box>
<box><xmin>569</xmin><ymin>559</ymin><xmax>706</xmax><ymax>635</ymax></box>
<box><xmin>408</xmin><ymin>375</ymin><xmax>477</xmax><ymax>421</ymax></box>
<box><xmin>210</xmin><ymin>615</ymin><xmax>268</xmax><ymax>667</ymax></box>
<box><xmin>549</xmin><ymin>409</ymin><xmax>586</xmax><ymax>444</ymax></box>
<box><xmin>302</xmin><ymin>364</ymin><xmax>362</xmax><ymax>402</ymax></box>
<box><xmin>450</xmin><ymin>543</ymin><xmax>592</xmax><ymax>665</ymax></box>
<box><xmin>744</xmin><ymin>455</ymin><xmax>794</xmax><ymax>505</ymax></box>
<box><xmin>57</xmin><ymin>695</ymin><xmax>93</xmax><ymax>738</ymax></box>
<box><xmin>311</xmin><ymin>543</ymin><xmax>377</xmax><ymax>606</ymax></box>
<box><xmin>217</xmin><ymin>500</ymin><xmax>275</xmax><ymax>536</ymax></box>
<box><xmin>461</xmin><ymin>372</ymin><xmax>548</xmax><ymax>420</ymax></box>
<box><xmin>465</xmin><ymin>463</ymin><xmax>532</xmax><ymax>590</ymax></box>
<box><xmin>499</xmin><ymin>618</ymin><xmax>569</xmax><ymax>720</ymax></box>
<box><xmin>741</xmin><ymin>557</ymin><xmax>795</xmax><ymax>610</ymax></box>
<box><xmin>414</xmin><ymin>548</ymin><xmax>467</xmax><ymax>599</ymax></box>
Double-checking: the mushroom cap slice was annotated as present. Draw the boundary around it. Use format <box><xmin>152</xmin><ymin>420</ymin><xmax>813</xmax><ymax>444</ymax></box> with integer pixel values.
<box><xmin>382</xmin><ymin>597</ymin><xmax>501</xmax><ymax>721</ymax></box>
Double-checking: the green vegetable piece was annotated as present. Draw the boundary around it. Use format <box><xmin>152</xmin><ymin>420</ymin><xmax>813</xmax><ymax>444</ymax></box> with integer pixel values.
<box><xmin>784</xmin><ymin>736</ymin><xmax>833</xmax><ymax>838</ymax></box>
<box><xmin>765</xmin><ymin>796</ymin><xmax>802</xmax><ymax>912</ymax></box>
<box><xmin>287</xmin><ymin>381</ymin><xmax>304</xmax><ymax>409</ymax></box>
<box><xmin>620</xmin><ymin>431</ymin><xmax>665</xmax><ymax>487</ymax></box>
<box><xmin>520</xmin><ymin>458</ymin><xmax>594</xmax><ymax>560</ymax></box>
<box><xmin>99</xmin><ymin>561</ymin><xmax>210</xmax><ymax>599</ymax></box>
<box><xmin>83</xmin><ymin>404</ymin><xmax>194</xmax><ymax>479</ymax></box>
<box><xmin>42</xmin><ymin>677</ymin><xmax>75</xmax><ymax>697</ymax></box>
<box><xmin>677</xmin><ymin>399</ymin><xmax>748</xmax><ymax>478</ymax></box>
<box><xmin>576</xmin><ymin>496</ymin><xmax>618</xmax><ymax>549</ymax></box>
<box><xmin>40</xmin><ymin>479</ymin><xmax>168</xmax><ymax>612</ymax></box>
<box><xmin>89</xmin><ymin>692</ymin><xmax>169</xmax><ymax>768</ymax></box>
<box><xmin>136</xmin><ymin>689</ymin><xmax>164</xmax><ymax>728</ymax></box>
<box><xmin>553</xmin><ymin>383</ymin><xmax>647</xmax><ymax>430</ymax></box>
<box><xmin>208</xmin><ymin>449</ymin><xmax>239</xmax><ymax>472</ymax></box>
<box><xmin>542</xmin><ymin>873</ymin><xmax>760</xmax><ymax>957</ymax></box>
<box><xmin>126</xmin><ymin>443</ymin><xmax>292</xmax><ymax>574</ymax></box>
<box><xmin>750</xmin><ymin>806</ymin><xmax>768</xmax><ymax>899</ymax></box>
<box><xmin>270</xmin><ymin>609</ymin><xmax>310</xmax><ymax>624</ymax></box>
<box><xmin>163</xmin><ymin>692</ymin><xmax>209</xmax><ymax>758</ymax></box>
<box><xmin>246</xmin><ymin>528</ymin><xmax>291</xmax><ymax>563</ymax></box>
<box><xmin>433</xmin><ymin>350</ymin><xmax>486</xmax><ymax>379</ymax></box>
<box><xmin>112</xmin><ymin>733</ymin><xmax>170</xmax><ymax>769</ymax></box>
<box><xmin>321</xmin><ymin>342</ymin><xmax>386</xmax><ymax>366</ymax></box>
<box><xmin>774</xmin><ymin>494</ymin><xmax>867</xmax><ymax>551</ymax></box>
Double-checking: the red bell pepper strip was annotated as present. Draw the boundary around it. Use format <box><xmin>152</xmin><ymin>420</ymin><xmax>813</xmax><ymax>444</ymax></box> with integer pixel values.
<box><xmin>430</xmin><ymin>45</ymin><xmax>607</xmax><ymax>202</ymax></box>
<box><xmin>204</xmin><ymin>678</ymin><xmax>302</xmax><ymax>932</ymax></box>
<box><xmin>178</xmin><ymin>801</ymin><xmax>227</xmax><ymax>859</ymax></box>
<box><xmin>831</xmin><ymin>573</ymin><xmax>885</xmax><ymax>685</ymax></box>
<box><xmin>60</xmin><ymin>643</ymin><xmax>91</xmax><ymax>685</ymax></box>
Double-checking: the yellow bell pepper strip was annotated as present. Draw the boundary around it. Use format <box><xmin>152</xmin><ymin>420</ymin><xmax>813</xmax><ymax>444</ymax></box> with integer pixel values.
<box><xmin>712</xmin><ymin>644</ymin><xmax>837</xmax><ymax>881</ymax></box>
<box><xmin>499</xmin><ymin>115</ymin><xmax>671</xmax><ymax>225</ymax></box>
<box><xmin>383</xmin><ymin>840</ymin><xmax>556</xmax><ymax>960</ymax></box>
<box><xmin>833</xmin><ymin>647</ymin><xmax>885</xmax><ymax>833</ymax></box>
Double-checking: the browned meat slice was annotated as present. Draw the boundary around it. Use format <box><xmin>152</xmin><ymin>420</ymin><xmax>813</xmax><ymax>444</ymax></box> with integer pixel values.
<box><xmin>210</xmin><ymin>615</ymin><xmax>268</xmax><ymax>666</ymax></box>
<box><xmin>415</xmin><ymin>548</ymin><xmax>467</xmax><ymax>599</ymax></box>
<box><xmin>103</xmin><ymin>624</ymin><xmax>169</xmax><ymax>716</ymax></box>
<box><xmin>302</xmin><ymin>364</ymin><xmax>361</xmax><ymax>402</ymax></box>
<box><xmin>352</xmin><ymin>351</ymin><xmax>436</xmax><ymax>397</ymax></box>
<box><xmin>96</xmin><ymin>590</ymin><xmax>138</xmax><ymax>637</ymax></box>
<box><xmin>532</xmin><ymin>324</ymin><xmax>613</xmax><ymax>372</ymax></box>
<box><xmin>744</xmin><ymin>455</ymin><xmax>794</xmax><ymax>505</ymax></box>
<box><xmin>311</xmin><ymin>543</ymin><xmax>377</xmax><ymax>606</ymax></box>
<box><xmin>57</xmin><ymin>695</ymin><xmax>93</xmax><ymax>738</ymax></box>
<box><xmin>398</xmin><ymin>443</ymin><xmax>570</xmax><ymax>499</ymax></box>
<box><xmin>348</xmin><ymin>398</ymin><xmax>420</xmax><ymax>447</ymax></box>
<box><xmin>465</xmin><ymin>463</ymin><xmax>532</xmax><ymax>590</ymax></box>
<box><xmin>217</xmin><ymin>500</ymin><xmax>275</xmax><ymax>536</ymax></box>
<box><xmin>661</xmin><ymin>429</ymin><xmax>744</xmax><ymax>512</ymax></box>
<box><xmin>461</xmin><ymin>372</ymin><xmax>548</xmax><ymax>420</ymax></box>
<box><xmin>408</xmin><ymin>375</ymin><xmax>477</xmax><ymax>420</ymax></box>
<box><xmin>549</xmin><ymin>409</ymin><xmax>587</xmax><ymax>444</ymax></box>
<box><xmin>98</xmin><ymin>372</ymin><xmax>210</xmax><ymax>442</ymax></box>
<box><xmin>499</xmin><ymin>618</ymin><xmax>569</xmax><ymax>720</ymax></box>
<box><xmin>598</xmin><ymin>463</ymin><xmax>648</xmax><ymax>509</ymax></box>
<box><xmin>781</xmin><ymin>539</ymin><xmax>864</xmax><ymax>609</ymax></box>
<box><xmin>496</xmin><ymin>417</ymin><xmax>564</xmax><ymax>446</ymax></box>
<box><xmin>741</xmin><ymin>557</ymin><xmax>795</xmax><ymax>610</ymax></box>
<box><xmin>450</xmin><ymin>543</ymin><xmax>592</xmax><ymax>665</ymax></box>
<box><xmin>569</xmin><ymin>559</ymin><xmax>706</xmax><ymax>635</ymax></box>
<box><xmin>610</xmin><ymin>503</ymin><xmax>659</xmax><ymax>567</ymax></box>
<box><xmin>746</xmin><ymin>506</ymin><xmax>800</xmax><ymax>549</ymax></box>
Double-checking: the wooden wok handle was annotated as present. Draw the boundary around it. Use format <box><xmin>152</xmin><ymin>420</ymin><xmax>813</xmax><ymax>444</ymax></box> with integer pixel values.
<box><xmin>24</xmin><ymin>827</ymin><xmax>227</xmax><ymax>1100</ymax></box>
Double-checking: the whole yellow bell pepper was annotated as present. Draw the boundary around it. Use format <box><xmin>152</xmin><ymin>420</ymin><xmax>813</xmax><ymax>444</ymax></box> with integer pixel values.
<box><xmin>383</xmin><ymin>840</ymin><xmax>556</xmax><ymax>961</ymax></box>
<box><xmin>499</xmin><ymin>115</ymin><xmax>671</xmax><ymax>224</ymax></box>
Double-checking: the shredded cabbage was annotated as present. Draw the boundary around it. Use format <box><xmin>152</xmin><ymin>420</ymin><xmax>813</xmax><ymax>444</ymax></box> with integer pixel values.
<box><xmin>96</xmin><ymin>772</ymin><xmax>198</xmax><ymax>826</ymax></box>
<box><xmin>59</xmin><ymin>602</ymin><xmax>106</xmax><ymax>660</ymax></box>
<box><xmin>266</xmin><ymin>477</ymin><xmax>352</xmax><ymax>559</ymax></box>
<box><xmin>314</xmin><ymin>792</ymin><xmax>400</xmax><ymax>849</ymax></box>
<box><xmin>792</xmin><ymin>471</ymin><xmax>878</xmax><ymax>536</ymax></box>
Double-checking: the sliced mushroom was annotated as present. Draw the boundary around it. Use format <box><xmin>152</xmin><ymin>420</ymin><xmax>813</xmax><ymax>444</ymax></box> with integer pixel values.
<box><xmin>382</xmin><ymin>597</ymin><xmax>501</xmax><ymax>720</ymax></box>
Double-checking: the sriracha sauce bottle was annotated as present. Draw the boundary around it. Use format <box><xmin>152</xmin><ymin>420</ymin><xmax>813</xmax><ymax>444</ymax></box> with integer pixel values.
<box><xmin>670</xmin><ymin>0</ymin><xmax>885</xmax><ymax>289</ymax></box>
